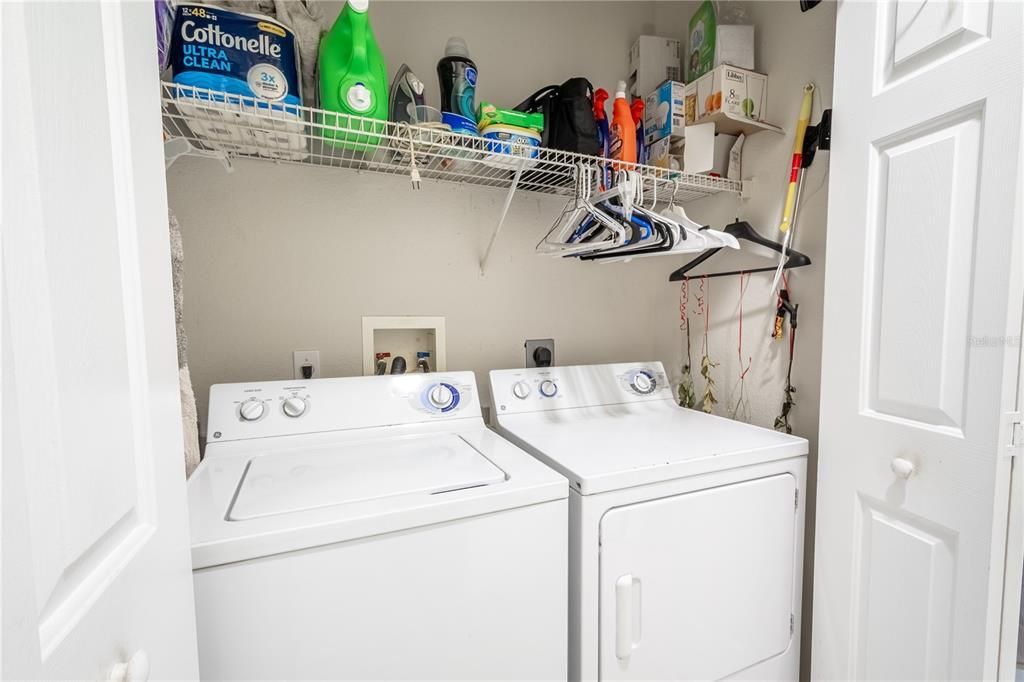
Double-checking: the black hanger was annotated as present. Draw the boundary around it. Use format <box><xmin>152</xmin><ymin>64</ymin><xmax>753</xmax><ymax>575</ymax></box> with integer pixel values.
<box><xmin>667</xmin><ymin>220</ymin><xmax>811</xmax><ymax>282</ymax></box>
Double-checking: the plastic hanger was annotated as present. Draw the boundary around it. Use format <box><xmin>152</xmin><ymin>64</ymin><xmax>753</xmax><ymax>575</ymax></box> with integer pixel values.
<box><xmin>537</xmin><ymin>165</ymin><xmax>613</xmax><ymax>255</ymax></box>
<box><xmin>665</xmin><ymin>204</ymin><xmax>740</xmax><ymax>250</ymax></box>
<box><xmin>667</xmin><ymin>220</ymin><xmax>811</xmax><ymax>281</ymax></box>
<box><xmin>583</xmin><ymin>177</ymin><xmax>680</xmax><ymax>261</ymax></box>
<box><xmin>538</xmin><ymin>165</ymin><xmax>634</xmax><ymax>257</ymax></box>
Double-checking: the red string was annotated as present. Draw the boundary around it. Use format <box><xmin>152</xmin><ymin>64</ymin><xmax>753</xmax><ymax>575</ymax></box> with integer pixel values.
<box><xmin>696</xmin><ymin>275</ymin><xmax>711</xmax><ymax>354</ymax></box>
<box><xmin>737</xmin><ymin>272</ymin><xmax>752</xmax><ymax>380</ymax></box>
<box><xmin>679</xmin><ymin>279</ymin><xmax>689</xmax><ymax>331</ymax></box>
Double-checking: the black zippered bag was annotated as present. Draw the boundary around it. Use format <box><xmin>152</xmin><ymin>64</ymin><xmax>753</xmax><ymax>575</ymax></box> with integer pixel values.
<box><xmin>514</xmin><ymin>77</ymin><xmax>600</xmax><ymax>156</ymax></box>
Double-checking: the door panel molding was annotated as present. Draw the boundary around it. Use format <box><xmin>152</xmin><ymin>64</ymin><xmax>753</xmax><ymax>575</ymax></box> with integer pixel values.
<box><xmin>851</xmin><ymin>494</ymin><xmax>957</xmax><ymax>680</ymax></box>
<box><xmin>863</xmin><ymin>102</ymin><xmax>984</xmax><ymax>434</ymax></box>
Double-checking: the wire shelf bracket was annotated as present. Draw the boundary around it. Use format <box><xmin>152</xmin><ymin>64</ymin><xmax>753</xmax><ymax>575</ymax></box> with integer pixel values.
<box><xmin>164</xmin><ymin>135</ymin><xmax>233</xmax><ymax>173</ymax></box>
<box><xmin>479</xmin><ymin>162</ymin><xmax>525</xmax><ymax>276</ymax></box>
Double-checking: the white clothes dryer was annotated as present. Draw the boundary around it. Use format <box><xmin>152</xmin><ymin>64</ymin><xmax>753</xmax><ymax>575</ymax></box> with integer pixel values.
<box><xmin>490</xmin><ymin>362</ymin><xmax>808</xmax><ymax>681</ymax></box>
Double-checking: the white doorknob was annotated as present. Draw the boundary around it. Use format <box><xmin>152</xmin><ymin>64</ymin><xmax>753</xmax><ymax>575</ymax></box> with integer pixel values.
<box><xmin>891</xmin><ymin>457</ymin><xmax>916</xmax><ymax>479</ymax></box>
<box><xmin>109</xmin><ymin>650</ymin><xmax>149</xmax><ymax>682</ymax></box>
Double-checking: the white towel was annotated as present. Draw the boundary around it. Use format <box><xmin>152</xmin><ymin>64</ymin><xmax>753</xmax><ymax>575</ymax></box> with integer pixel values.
<box><xmin>170</xmin><ymin>210</ymin><xmax>201</xmax><ymax>476</ymax></box>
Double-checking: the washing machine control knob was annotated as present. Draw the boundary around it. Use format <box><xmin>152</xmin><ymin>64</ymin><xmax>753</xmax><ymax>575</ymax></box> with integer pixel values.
<box><xmin>239</xmin><ymin>398</ymin><xmax>265</xmax><ymax>422</ymax></box>
<box><xmin>512</xmin><ymin>381</ymin><xmax>531</xmax><ymax>399</ymax></box>
<box><xmin>428</xmin><ymin>383</ymin><xmax>455</xmax><ymax>410</ymax></box>
<box><xmin>282</xmin><ymin>396</ymin><xmax>307</xmax><ymax>418</ymax></box>
<box><xmin>631</xmin><ymin>372</ymin><xmax>655</xmax><ymax>394</ymax></box>
<box><xmin>539</xmin><ymin>379</ymin><xmax>558</xmax><ymax>398</ymax></box>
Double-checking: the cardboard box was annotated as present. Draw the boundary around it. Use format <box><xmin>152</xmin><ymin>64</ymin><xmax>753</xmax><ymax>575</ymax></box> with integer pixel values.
<box><xmin>716</xmin><ymin>25</ymin><xmax>755</xmax><ymax>71</ymax></box>
<box><xmin>647</xmin><ymin>135</ymin><xmax>684</xmax><ymax>170</ymax></box>
<box><xmin>686</xmin><ymin>0</ymin><xmax>717</xmax><ymax>81</ymax></box>
<box><xmin>629</xmin><ymin>36</ymin><xmax>681</xmax><ymax>100</ymax></box>
<box><xmin>683</xmin><ymin>65</ymin><xmax>769</xmax><ymax>125</ymax></box>
<box><xmin>682</xmin><ymin>124</ymin><xmax>737</xmax><ymax>176</ymax></box>
<box><xmin>643</xmin><ymin>80</ymin><xmax>686</xmax><ymax>145</ymax></box>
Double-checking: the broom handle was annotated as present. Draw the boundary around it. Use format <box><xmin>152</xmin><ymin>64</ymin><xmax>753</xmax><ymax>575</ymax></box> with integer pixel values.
<box><xmin>780</xmin><ymin>84</ymin><xmax>815</xmax><ymax>233</ymax></box>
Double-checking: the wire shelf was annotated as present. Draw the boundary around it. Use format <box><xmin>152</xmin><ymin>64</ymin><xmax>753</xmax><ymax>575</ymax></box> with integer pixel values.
<box><xmin>160</xmin><ymin>82</ymin><xmax>742</xmax><ymax>204</ymax></box>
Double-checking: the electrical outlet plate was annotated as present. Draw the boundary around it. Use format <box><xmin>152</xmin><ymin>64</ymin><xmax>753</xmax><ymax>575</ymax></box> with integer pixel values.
<box><xmin>525</xmin><ymin>339</ymin><xmax>555</xmax><ymax>368</ymax></box>
<box><xmin>292</xmin><ymin>350</ymin><xmax>320</xmax><ymax>380</ymax></box>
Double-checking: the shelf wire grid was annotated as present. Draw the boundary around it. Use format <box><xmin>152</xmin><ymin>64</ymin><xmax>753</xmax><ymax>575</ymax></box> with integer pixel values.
<box><xmin>160</xmin><ymin>82</ymin><xmax>742</xmax><ymax>204</ymax></box>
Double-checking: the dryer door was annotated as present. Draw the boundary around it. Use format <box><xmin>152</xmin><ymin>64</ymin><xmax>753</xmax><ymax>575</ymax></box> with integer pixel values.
<box><xmin>599</xmin><ymin>474</ymin><xmax>798</xmax><ymax>680</ymax></box>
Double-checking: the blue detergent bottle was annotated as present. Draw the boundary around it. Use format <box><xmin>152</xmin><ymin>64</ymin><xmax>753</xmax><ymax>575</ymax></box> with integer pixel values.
<box><xmin>436</xmin><ymin>37</ymin><xmax>479</xmax><ymax>136</ymax></box>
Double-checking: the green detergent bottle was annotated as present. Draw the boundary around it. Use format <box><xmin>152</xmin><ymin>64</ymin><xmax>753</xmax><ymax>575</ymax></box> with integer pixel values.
<box><xmin>318</xmin><ymin>0</ymin><xmax>388</xmax><ymax>148</ymax></box>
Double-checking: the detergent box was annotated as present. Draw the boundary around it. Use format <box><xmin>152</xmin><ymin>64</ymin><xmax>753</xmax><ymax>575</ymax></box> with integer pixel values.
<box><xmin>686</xmin><ymin>0</ymin><xmax>717</xmax><ymax>81</ymax></box>
<box><xmin>643</xmin><ymin>80</ymin><xmax>686</xmax><ymax>146</ymax></box>
<box><xmin>628</xmin><ymin>36</ymin><xmax>682</xmax><ymax>100</ymax></box>
<box><xmin>683</xmin><ymin>65</ymin><xmax>769</xmax><ymax>124</ymax></box>
<box><xmin>687</xmin><ymin>0</ymin><xmax>755</xmax><ymax>80</ymax></box>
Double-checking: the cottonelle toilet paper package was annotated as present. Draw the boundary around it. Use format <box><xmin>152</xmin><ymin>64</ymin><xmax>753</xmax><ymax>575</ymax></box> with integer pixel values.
<box><xmin>170</xmin><ymin>3</ymin><xmax>307</xmax><ymax>160</ymax></box>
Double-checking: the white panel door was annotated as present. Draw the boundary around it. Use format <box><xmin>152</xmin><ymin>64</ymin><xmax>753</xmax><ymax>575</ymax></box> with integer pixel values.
<box><xmin>2</xmin><ymin>2</ymin><xmax>200</xmax><ymax>679</ymax></box>
<box><xmin>599</xmin><ymin>475</ymin><xmax>799</xmax><ymax>681</ymax></box>
<box><xmin>813</xmin><ymin>0</ymin><xmax>1023</xmax><ymax>679</ymax></box>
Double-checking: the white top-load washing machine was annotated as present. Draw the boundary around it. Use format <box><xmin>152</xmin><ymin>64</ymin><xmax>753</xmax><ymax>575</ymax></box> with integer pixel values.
<box><xmin>188</xmin><ymin>372</ymin><xmax>568</xmax><ymax>680</ymax></box>
<box><xmin>490</xmin><ymin>362</ymin><xmax>808</xmax><ymax>682</ymax></box>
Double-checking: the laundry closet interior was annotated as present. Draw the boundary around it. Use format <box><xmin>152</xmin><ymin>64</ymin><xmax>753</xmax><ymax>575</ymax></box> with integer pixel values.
<box><xmin>4</xmin><ymin>0</ymin><xmax>1023</xmax><ymax>680</ymax></box>
<box><xmin>168</xmin><ymin>0</ymin><xmax>834</xmax><ymax>439</ymax></box>
<box><xmin>158</xmin><ymin>2</ymin><xmax>840</xmax><ymax>678</ymax></box>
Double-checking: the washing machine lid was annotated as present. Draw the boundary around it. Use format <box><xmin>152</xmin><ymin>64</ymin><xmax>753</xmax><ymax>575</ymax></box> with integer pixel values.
<box><xmin>228</xmin><ymin>433</ymin><xmax>506</xmax><ymax>521</ymax></box>
<box><xmin>188</xmin><ymin>421</ymin><xmax>567</xmax><ymax>568</ymax></box>
<box><xmin>497</xmin><ymin>400</ymin><xmax>807</xmax><ymax>495</ymax></box>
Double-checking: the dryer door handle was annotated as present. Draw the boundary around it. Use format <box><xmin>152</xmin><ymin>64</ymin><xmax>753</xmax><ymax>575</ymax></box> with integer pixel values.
<box><xmin>615</xmin><ymin>574</ymin><xmax>642</xmax><ymax>660</ymax></box>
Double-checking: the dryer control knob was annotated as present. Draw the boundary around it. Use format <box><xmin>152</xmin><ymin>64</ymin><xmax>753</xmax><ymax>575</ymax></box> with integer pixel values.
<box><xmin>282</xmin><ymin>396</ymin><xmax>307</xmax><ymax>418</ymax></box>
<box><xmin>631</xmin><ymin>372</ymin><xmax>655</xmax><ymax>394</ymax></box>
<box><xmin>428</xmin><ymin>383</ymin><xmax>455</xmax><ymax>410</ymax></box>
<box><xmin>239</xmin><ymin>398</ymin><xmax>265</xmax><ymax>422</ymax></box>
<box><xmin>539</xmin><ymin>379</ymin><xmax>558</xmax><ymax>398</ymax></box>
<box><xmin>512</xmin><ymin>381</ymin><xmax>531</xmax><ymax>400</ymax></box>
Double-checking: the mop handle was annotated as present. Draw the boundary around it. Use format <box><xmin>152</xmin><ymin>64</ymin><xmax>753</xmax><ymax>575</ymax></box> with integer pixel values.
<box><xmin>779</xmin><ymin>84</ymin><xmax>815</xmax><ymax>233</ymax></box>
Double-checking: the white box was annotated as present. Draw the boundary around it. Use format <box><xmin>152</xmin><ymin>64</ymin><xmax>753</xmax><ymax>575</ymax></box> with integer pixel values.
<box><xmin>683</xmin><ymin>65</ymin><xmax>769</xmax><ymax>125</ymax></box>
<box><xmin>716</xmin><ymin>25</ymin><xmax>755</xmax><ymax>71</ymax></box>
<box><xmin>643</xmin><ymin>80</ymin><xmax>686</xmax><ymax>145</ymax></box>
<box><xmin>682</xmin><ymin>124</ymin><xmax>737</xmax><ymax>176</ymax></box>
<box><xmin>629</xmin><ymin>36</ymin><xmax>681</xmax><ymax>100</ymax></box>
<box><xmin>647</xmin><ymin>135</ymin><xmax>683</xmax><ymax>171</ymax></box>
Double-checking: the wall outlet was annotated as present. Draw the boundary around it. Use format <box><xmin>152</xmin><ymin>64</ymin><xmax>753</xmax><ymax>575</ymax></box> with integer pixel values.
<box><xmin>525</xmin><ymin>339</ymin><xmax>555</xmax><ymax>368</ymax></box>
<box><xmin>293</xmin><ymin>350</ymin><xmax>320</xmax><ymax>380</ymax></box>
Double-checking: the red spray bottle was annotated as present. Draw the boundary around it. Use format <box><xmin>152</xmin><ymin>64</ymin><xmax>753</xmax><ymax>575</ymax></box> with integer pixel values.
<box><xmin>594</xmin><ymin>88</ymin><xmax>610</xmax><ymax>189</ymax></box>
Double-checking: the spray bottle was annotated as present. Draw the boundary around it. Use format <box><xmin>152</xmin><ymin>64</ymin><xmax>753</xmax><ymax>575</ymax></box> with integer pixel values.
<box><xmin>631</xmin><ymin>98</ymin><xmax>646</xmax><ymax>166</ymax></box>
<box><xmin>593</xmin><ymin>88</ymin><xmax>610</xmax><ymax>189</ymax></box>
<box><xmin>609</xmin><ymin>81</ymin><xmax>636</xmax><ymax>168</ymax></box>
